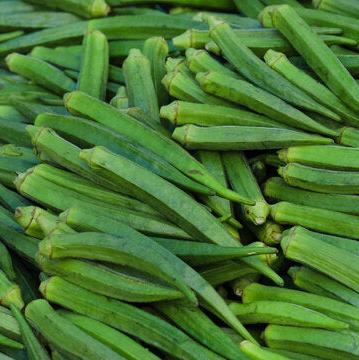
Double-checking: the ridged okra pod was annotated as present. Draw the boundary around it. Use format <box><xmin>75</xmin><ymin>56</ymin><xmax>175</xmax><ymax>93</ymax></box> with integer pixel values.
<box><xmin>123</xmin><ymin>49</ymin><xmax>161</xmax><ymax>125</ymax></box>
<box><xmin>196</xmin><ymin>71</ymin><xmax>336</xmax><ymax>136</ymax></box>
<box><xmin>270</xmin><ymin>5</ymin><xmax>359</xmax><ymax>112</ymax></box>
<box><xmin>5</xmin><ymin>54</ymin><xmax>75</xmax><ymax>96</ymax></box>
<box><xmin>239</xmin><ymin>341</ymin><xmax>290</xmax><ymax>360</ymax></box>
<box><xmin>282</xmin><ymin>226</ymin><xmax>359</xmax><ymax>292</ymax></box>
<box><xmin>0</xmin><ymin>305</ymin><xmax>21</xmax><ymax>341</ymax></box>
<box><xmin>143</xmin><ymin>36</ymin><xmax>169</xmax><ymax>106</ymax></box>
<box><xmin>0</xmin><ymin>242</ymin><xmax>15</xmax><ymax>281</ymax></box>
<box><xmin>0</xmin><ymin>271</ymin><xmax>23</xmax><ymax>310</ymax></box>
<box><xmin>64</xmin><ymin>90</ymin><xmax>249</xmax><ymax>203</ymax></box>
<box><xmin>264</xmin><ymin>177</ymin><xmax>359</xmax><ymax>215</ymax></box>
<box><xmin>207</xmin><ymin>17</ymin><xmax>340</xmax><ymax>121</ymax></box>
<box><xmin>78</xmin><ymin>30</ymin><xmax>108</xmax><ymax>100</ymax></box>
<box><xmin>160</xmin><ymin>101</ymin><xmax>285</xmax><ymax>128</ymax></box>
<box><xmin>271</xmin><ymin>202</ymin><xmax>359</xmax><ymax>240</ymax></box>
<box><xmin>59</xmin><ymin>311</ymin><xmax>160</xmax><ymax>360</ymax></box>
<box><xmin>172</xmin><ymin>125</ymin><xmax>333</xmax><ymax>151</ymax></box>
<box><xmin>264</xmin><ymin>324</ymin><xmax>359</xmax><ymax>359</ymax></box>
<box><xmin>229</xmin><ymin>300</ymin><xmax>347</xmax><ymax>330</ymax></box>
<box><xmin>313</xmin><ymin>0</ymin><xmax>359</xmax><ymax>19</ymax></box>
<box><xmin>0</xmin><ymin>334</ymin><xmax>23</xmax><ymax>350</ymax></box>
<box><xmin>242</xmin><ymin>282</ymin><xmax>359</xmax><ymax>331</ymax></box>
<box><xmin>0</xmin><ymin>119</ymin><xmax>31</xmax><ymax>147</ymax></box>
<box><xmin>222</xmin><ymin>152</ymin><xmax>270</xmax><ymax>225</ymax></box>
<box><xmin>244</xmin><ymin>219</ymin><xmax>283</xmax><ymax>246</ymax></box>
<box><xmin>264</xmin><ymin>50</ymin><xmax>359</xmax><ymax>126</ymax></box>
<box><xmin>233</xmin><ymin>0</ymin><xmax>264</xmax><ymax>18</ymax></box>
<box><xmin>289</xmin><ymin>266</ymin><xmax>359</xmax><ymax>308</ymax></box>
<box><xmin>279</xmin><ymin>162</ymin><xmax>359</xmax><ymax>194</ymax></box>
<box><xmin>40</xmin><ymin>276</ymin><xmax>234</xmax><ymax>359</ymax></box>
<box><xmin>110</xmin><ymin>86</ymin><xmax>128</xmax><ymax>109</ymax></box>
<box><xmin>25</xmin><ymin>299</ymin><xmax>124</xmax><ymax>360</ymax></box>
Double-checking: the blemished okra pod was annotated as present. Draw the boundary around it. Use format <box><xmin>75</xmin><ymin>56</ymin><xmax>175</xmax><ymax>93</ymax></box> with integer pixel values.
<box><xmin>196</xmin><ymin>71</ymin><xmax>337</xmax><ymax>136</ymax></box>
<box><xmin>64</xmin><ymin>91</ymin><xmax>250</xmax><ymax>203</ymax></box>
<box><xmin>59</xmin><ymin>311</ymin><xmax>160</xmax><ymax>360</ymax></box>
<box><xmin>124</xmin><ymin>49</ymin><xmax>161</xmax><ymax>123</ymax></box>
<box><xmin>282</xmin><ymin>226</ymin><xmax>359</xmax><ymax>292</ymax></box>
<box><xmin>271</xmin><ymin>5</ymin><xmax>359</xmax><ymax>112</ymax></box>
<box><xmin>278</xmin><ymin>145</ymin><xmax>359</xmax><ymax>171</ymax></box>
<box><xmin>207</xmin><ymin>17</ymin><xmax>341</xmax><ymax>121</ymax></box>
<box><xmin>264</xmin><ymin>324</ymin><xmax>359</xmax><ymax>360</ymax></box>
<box><xmin>265</xmin><ymin>50</ymin><xmax>359</xmax><ymax>126</ymax></box>
<box><xmin>0</xmin><ymin>271</ymin><xmax>23</xmax><ymax>310</ymax></box>
<box><xmin>313</xmin><ymin>0</ymin><xmax>359</xmax><ymax>18</ymax></box>
<box><xmin>230</xmin><ymin>300</ymin><xmax>347</xmax><ymax>330</ymax></box>
<box><xmin>222</xmin><ymin>152</ymin><xmax>270</xmax><ymax>225</ymax></box>
<box><xmin>264</xmin><ymin>177</ymin><xmax>359</xmax><ymax>215</ymax></box>
<box><xmin>143</xmin><ymin>37</ymin><xmax>169</xmax><ymax>106</ymax></box>
<box><xmin>161</xmin><ymin>101</ymin><xmax>285</xmax><ymax>128</ymax></box>
<box><xmin>5</xmin><ymin>54</ymin><xmax>75</xmax><ymax>96</ymax></box>
<box><xmin>78</xmin><ymin>30</ymin><xmax>108</xmax><ymax>100</ymax></box>
<box><xmin>233</xmin><ymin>0</ymin><xmax>264</xmax><ymax>18</ymax></box>
<box><xmin>172</xmin><ymin>125</ymin><xmax>333</xmax><ymax>151</ymax></box>
<box><xmin>25</xmin><ymin>0</ymin><xmax>110</xmax><ymax>19</ymax></box>
<box><xmin>289</xmin><ymin>266</ymin><xmax>359</xmax><ymax>308</ymax></box>
<box><xmin>39</xmin><ymin>231</ymin><xmax>257</xmax><ymax>341</ymax></box>
<box><xmin>40</xmin><ymin>276</ymin><xmax>235</xmax><ymax>359</ymax></box>
<box><xmin>242</xmin><ymin>282</ymin><xmax>359</xmax><ymax>331</ymax></box>
<box><xmin>37</xmin><ymin>254</ymin><xmax>183</xmax><ymax>302</ymax></box>
<box><xmin>155</xmin><ymin>301</ymin><xmax>247</xmax><ymax>360</ymax></box>
<box><xmin>25</xmin><ymin>299</ymin><xmax>124</xmax><ymax>360</ymax></box>
<box><xmin>239</xmin><ymin>341</ymin><xmax>290</xmax><ymax>360</ymax></box>
<box><xmin>10</xmin><ymin>305</ymin><xmax>50</xmax><ymax>360</ymax></box>
<box><xmin>271</xmin><ymin>202</ymin><xmax>359</xmax><ymax>240</ymax></box>
<box><xmin>278</xmin><ymin>163</ymin><xmax>359</xmax><ymax>194</ymax></box>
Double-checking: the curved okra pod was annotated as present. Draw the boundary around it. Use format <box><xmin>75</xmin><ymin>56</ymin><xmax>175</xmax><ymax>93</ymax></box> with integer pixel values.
<box><xmin>207</xmin><ymin>17</ymin><xmax>341</xmax><ymax>121</ymax></box>
<box><xmin>78</xmin><ymin>30</ymin><xmax>109</xmax><ymax>100</ymax></box>
<box><xmin>172</xmin><ymin>125</ymin><xmax>333</xmax><ymax>151</ymax></box>
<box><xmin>270</xmin><ymin>5</ymin><xmax>359</xmax><ymax>112</ymax></box>
<box><xmin>5</xmin><ymin>54</ymin><xmax>76</xmax><ymax>96</ymax></box>
<box><xmin>278</xmin><ymin>162</ymin><xmax>359</xmax><ymax>194</ymax></box>
<box><xmin>24</xmin><ymin>299</ymin><xmax>124</xmax><ymax>360</ymax></box>
<box><xmin>196</xmin><ymin>71</ymin><xmax>337</xmax><ymax>136</ymax></box>
<box><xmin>64</xmin><ymin>91</ymin><xmax>250</xmax><ymax>203</ymax></box>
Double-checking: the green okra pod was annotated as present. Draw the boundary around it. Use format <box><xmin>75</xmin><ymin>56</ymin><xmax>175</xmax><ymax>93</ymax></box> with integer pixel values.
<box><xmin>271</xmin><ymin>202</ymin><xmax>359</xmax><ymax>239</ymax></box>
<box><xmin>110</xmin><ymin>86</ymin><xmax>128</xmax><ymax>109</ymax></box>
<box><xmin>143</xmin><ymin>36</ymin><xmax>169</xmax><ymax>106</ymax></box>
<box><xmin>0</xmin><ymin>206</ymin><xmax>22</xmax><ymax>232</ymax></box>
<box><xmin>244</xmin><ymin>219</ymin><xmax>283</xmax><ymax>246</ymax></box>
<box><xmin>160</xmin><ymin>101</ymin><xmax>285</xmax><ymax>128</ymax></box>
<box><xmin>172</xmin><ymin>125</ymin><xmax>333</xmax><ymax>151</ymax></box>
<box><xmin>278</xmin><ymin>162</ymin><xmax>359</xmax><ymax>194</ymax></box>
<box><xmin>0</xmin><ymin>243</ymin><xmax>15</xmax><ymax>281</ymax></box>
<box><xmin>37</xmin><ymin>253</ymin><xmax>183</xmax><ymax>302</ymax></box>
<box><xmin>0</xmin><ymin>306</ymin><xmax>21</xmax><ymax>341</ymax></box>
<box><xmin>313</xmin><ymin>0</ymin><xmax>359</xmax><ymax>18</ymax></box>
<box><xmin>229</xmin><ymin>300</ymin><xmax>347</xmax><ymax>330</ymax></box>
<box><xmin>196</xmin><ymin>71</ymin><xmax>337</xmax><ymax>136</ymax></box>
<box><xmin>271</xmin><ymin>5</ymin><xmax>359</xmax><ymax>112</ymax></box>
<box><xmin>0</xmin><ymin>106</ymin><xmax>26</xmax><ymax>123</ymax></box>
<box><xmin>10</xmin><ymin>305</ymin><xmax>50</xmax><ymax>360</ymax></box>
<box><xmin>59</xmin><ymin>311</ymin><xmax>160</xmax><ymax>360</ymax></box>
<box><xmin>207</xmin><ymin>17</ymin><xmax>341</xmax><ymax>121</ymax></box>
<box><xmin>0</xmin><ymin>1</ymin><xmax>36</xmax><ymax>13</ymax></box>
<box><xmin>0</xmin><ymin>271</ymin><xmax>23</xmax><ymax>310</ymax></box>
<box><xmin>239</xmin><ymin>341</ymin><xmax>290</xmax><ymax>360</ymax></box>
<box><xmin>337</xmin><ymin>126</ymin><xmax>359</xmax><ymax>147</ymax></box>
<box><xmin>109</xmin><ymin>39</ymin><xmax>145</xmax><ymax>57</ymax></box>
<box><xmin>282</xmin><ymin>226</ymin><xmax>359</xmax><ymax>292</ymax></box>
<box><xmin>289</xmin><ymin>266</ymin><xmax>359</xmax><ymax>308</ymax></box>
<box><xmin>5</xmin><ymin>54</ymin><xmax>76</xmax><ymax>96</ymax></box>
<box><xmin>123</xmin><ymin>49</ymin><xmax>160</xmax><ymax>125</ymax></box>
<box><xmin>233</xmin><ymin>0</ymin><xmax>264</xmax><ymax>18</ymax></box>
<box><xmin>264</xmin><ymin>177</ymin><xmax>359</xmax><ymax>215</ymax></box>
<box><xmin>78</xmin><ymin>30</ymin><xmax>109</xmax><ymax>100</ymax></box>
<box><xmin>25</xmin><ymin>299</ymin><xmax>124</xmax><ymax>360</ymax></box>
<box><xmin>64</xmin><ymin>90</ymin><xmax>249</xmax><ymax>203</ymax></box>
<box><xmin>0</xmin><ymin>119</ymin><xmax>31</xmax><ymax>147</ymax></box>
<box><xmin>0</xmin><ymin>31</ymin><xmax>24</xmax><ymax>43</ymax></box>
<box><xmin>0</xmin><ymin>334</ymin><xmax>22</xmax><ymax>350</ymax></box>
<box><xmin>264</xmin><ymin>324</ymin><xmax>359</xmax><ymax>359</ymax></box>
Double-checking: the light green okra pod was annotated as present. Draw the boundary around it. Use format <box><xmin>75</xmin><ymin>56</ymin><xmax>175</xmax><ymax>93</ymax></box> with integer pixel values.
<box><xmin>239</xmin><ymin>341</ymin><xmax>291</xmax><ymax>360</ymax></box>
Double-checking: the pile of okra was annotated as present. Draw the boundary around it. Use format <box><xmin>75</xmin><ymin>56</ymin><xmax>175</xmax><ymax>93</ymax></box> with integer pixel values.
<box><xmin>2</xmin><ymin>0</ymin><xmax>359</xmax><ymax>359</ymax></box>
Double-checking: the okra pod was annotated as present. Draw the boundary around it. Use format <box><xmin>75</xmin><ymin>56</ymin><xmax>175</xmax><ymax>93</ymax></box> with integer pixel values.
<box><xmin>239</xmin><ymin>341</ymin><xmax>290</xmax><ymax>360</ymax></box>
<box><xmin>244</xmin><ymin>219</ymin><xmax>283</xmax><ymax>246</ymax></box>
<box><xmin>0</xmin><ymin>119</ymin><xmax>31</xmax><ymax>147</ymax></box>
<box><xmin>0</xmin><ymin>206</ymin><xmax>22</xmax><ymax>231</ymax></box>
<box><xmin>196</xmin><ymin>71</ymin><xmax>337</xmax><ymax>136</ymax></box>
<box><xmin>271</xmin><ymin>5</ymin><xmax>359</xmax><ymax>111</ymax></box>
<box><xmin>0</xmin><ymin>1</ymin><xmax>35</xmax><ymax>13</ymax></box>
<box><xmin>160</xmin><ymin>101</ymin><xmax>285</xmax><ymax>128</ymax></box>
<box><xmin>0</xmin><ymin>306</ymin><xmax>21</xmax><ymax>341</ymax></box>
<box><xmin>110</xmin><ymin>86</ymin><xmax>128</xmax><ymax>109</ymax></box>
<box><xmin>0</xmin><ymin>31</ymin><xmax>24</xmax><ymax>43</ymax></box>
<box><xmin>208</xmin><ymin>17</ymin><xmax>341</xmax><ymax>121</ymax></box>
<box><xmin>0</xmin><ymin>106</ymin><xmax>26</xmax><ymax>123</ymax></box>
<box><xmin>109</xmin><ymin>39</ymin><xmax>145</xmax><ymax>57</ymax></box>
<box><xmin>78</xmin><ymin>30</ymin><xmax>108</xmax><ymax>100</ymax></box>
<box><xmin>37</xmin><ymin>254</ymin><xmax>183</xmax><ymax>302</ymax></box>
<box><xmin>64</xmin><ymin>91</ymin><xmax>249</xmax><ymax>203</ymax></box>
<box><xmin>264</xmin><ymin>177</ymin><xmax>359</xmax><ymax>215</ymax></box>
<box><xmin>24</xmin><ymin>299</ymin><xmax>124</xmax><ymax>360</ymax></box>
<box><xmin>172</xmin><ymin>125</ymin><xmax>333</xmax><ymax>151</ymax></box>
<box><xmin>264</xmin><ymin>324</ymin><xmax>359</xmax><ymax>359</ymax></box>
<box><xmin>289</xmin><ymin>266</ymin><xmax>359</xmax><ymax>308</ymax></box>
<box><xmin>338</xmin><ymin>126</ymin><xmax>359</xmax><ymax>147</ymax></box>
<box><xmin>0</xmin><ymin>334</ymin><xmax>22</xmax><ymax>350</ymax></box>
<box><xmin>233</xmin><ymin>0</ymin><xmax>264</xmax><ymax>18</ymax></box>
<box><xmin>0</xmin><ymin>242</ymin><xmax>15</xmax><ymax>281</ymax></box>
<box><xmin>143</xmin><ymin>37</ymin><xmax>169</xmax><ymax>106</ymax></box>
<box><xmin>279</xmin><ymin>163</ymin><xmax>359</xmax><ymax>194</ymax></box>
<box><xmin>313</xmin><ymin>0</ymin><xmax>359</xmax><ymax>18</ymax></box>
<box><xmin>10</xmin><ymin>305</ymin><xmax>50</xmax><ymax>360</ymax></box>
<box><xmin>59</xmin><ymin>311</ymin><xmax>160</xmax><ymax>360</ymax></box>
<box><xmin>265</xmin><ymin>49</ymin><xmax>359</xmax><ymax>125</ymax></box>
<box><xmin>0</xmin><ymin>271</ymin><xmax>23</xmax><ymax>310</ymax></box>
